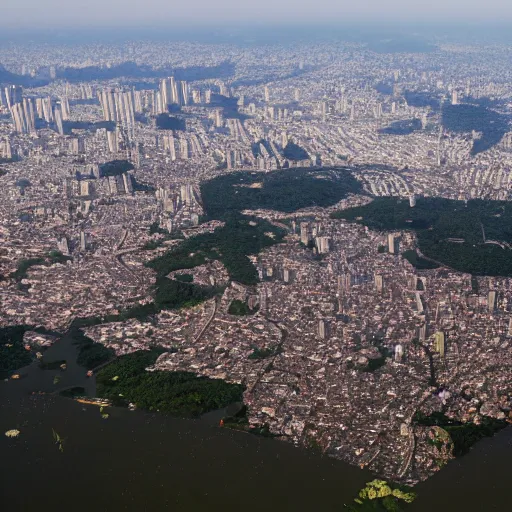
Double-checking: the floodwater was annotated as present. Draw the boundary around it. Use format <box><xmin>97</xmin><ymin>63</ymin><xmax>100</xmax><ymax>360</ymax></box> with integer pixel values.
<box><xmin>1</xmin><ymin>333</ymin><xmax>510</xmax><ymax>511</ymax></box>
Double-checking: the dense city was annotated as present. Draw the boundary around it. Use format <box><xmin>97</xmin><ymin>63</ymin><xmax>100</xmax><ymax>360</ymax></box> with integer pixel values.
<box><xmin>1</xmin><ymin>32</ymin><xmax>511</xmax><ymax>489</ymax></box>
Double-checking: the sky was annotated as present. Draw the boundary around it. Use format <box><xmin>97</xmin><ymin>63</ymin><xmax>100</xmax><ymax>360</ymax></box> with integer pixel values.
<box><xmin>1</xmin><ymin>0</ymin><xmax>512</xmax><ymax>29</ymax></box>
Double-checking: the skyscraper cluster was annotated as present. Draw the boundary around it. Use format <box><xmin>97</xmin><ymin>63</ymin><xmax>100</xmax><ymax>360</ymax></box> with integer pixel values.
<box><xmin>155</xmin><ymin>183</ymin><xmax>197</xmax><ymax>213</ymax></box>
<box><xmin>157</xmin><ymin>77</ymin><xmax>189</xmax><ymax>112</ymax></box>
<box><xmin>226</xmin><ymin>118</ymin><xmax>249</xmax><ymax>142</ymax></box>
<box><xmin>98</xmin><ymin>89</ymin><xmax>138</xmax><ymax>134</ymax></box>
<box><xmin>0</xmin><ymin>85</ymin><xmax>23</xmax><ymax>110</ymax></box>
<box><xmin>54</xmin><ymin>105</ymin><xmax>64</xmax><ymax>135</ymax></box>
<box><xmin>2</xmin><ymin>86</ymin><xmax>71</xmax><ymax>135</ymax></box>
<box><xmin>35</xmin><ymin>97</ymin><xmax>54</xmax><ymax>124</ymax></box>
<box><xmin>75</xmin><ymin>84</ymin><xmax>94</xmax><ymax>100</ymax></box>
<box><xmin>106</xmin><ymin>129</ymin><xmax>120</xmax><ymax>153</ymax></box>
<box><xmin>159</xmin><ymin>133</ymin><xmax>204</xmax><ymax>161</ymax></box>
<box><xmin>10</xmin><ymin>98</ymin><xmax>36</xmax><ymax>134</ymax></box>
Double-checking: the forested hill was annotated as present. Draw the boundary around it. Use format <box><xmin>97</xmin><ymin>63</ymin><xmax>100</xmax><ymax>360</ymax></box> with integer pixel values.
<box><xmin>332</xmin><ymin>197</ymin><xmax>512</xmax><ymax>276</ymax></box>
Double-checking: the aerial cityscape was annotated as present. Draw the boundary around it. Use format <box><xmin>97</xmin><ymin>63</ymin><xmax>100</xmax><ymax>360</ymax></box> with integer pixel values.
<box><xmin>1</xmin><ymin>9</ymin><xmax>511</xmax><ymax>511</ymax></box>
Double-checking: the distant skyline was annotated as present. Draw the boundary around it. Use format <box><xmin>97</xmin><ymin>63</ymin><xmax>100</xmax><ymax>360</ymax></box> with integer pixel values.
<box><xmin>2</xmin><ymin>0</ymin><xmax>512</xmax><ymax>29</ymax></box>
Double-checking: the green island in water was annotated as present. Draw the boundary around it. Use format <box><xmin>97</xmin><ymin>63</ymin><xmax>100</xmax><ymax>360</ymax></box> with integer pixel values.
<box><xmin>345</xmin><ymin>479</ymin><xmax>416</xmax><ymax>511</ymax></box>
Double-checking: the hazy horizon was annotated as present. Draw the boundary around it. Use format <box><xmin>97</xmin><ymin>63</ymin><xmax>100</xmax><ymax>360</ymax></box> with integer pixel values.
<box><xmin>2</xmin><ymin>0</ymin><xmax>512</xmax><ymax>29</ymax></box>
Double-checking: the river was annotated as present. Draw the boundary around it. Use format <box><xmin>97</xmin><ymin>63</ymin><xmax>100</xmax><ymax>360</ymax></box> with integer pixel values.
<box><xmin>1</xmin><ymin>333</ymin><xmax>510</xmax><ymax>511</ymax></box>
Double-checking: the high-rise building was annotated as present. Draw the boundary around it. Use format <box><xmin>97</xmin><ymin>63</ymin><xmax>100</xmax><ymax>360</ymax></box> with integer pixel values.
<box><xmin>321</xmin><ymin>101</ymin><xmax>328</xmax><ymax>122</ymax></box>
<box><xmin>54</xmin><ymin>106</ymin><xmax>64</xmax><ymax>135</ymax></box>
<box><xmin>315</xmin><ymin>236</ymin><xmax>331</xmax><ymax>254</ymax></box>
<box><xmin>122</xmin><ymin>174</ymin><xmax>133</xmax><ymax>195</ymax></box>
<box><xmin>180</xmin><ymin>81</ymin><xmax>189</xmax><ymax>106</ymax></box>
<box><xmin>57</xmin><ymin>237</ymin><xmax>70</xmax><ymax>256</ymax></box>
<box><xmin>415</xmin><ymin>292</ymin><xmax>424</xmax><ymax>314</ymax></box>
<box><xmin>214</xmin><ymin>109</ymin><xmax>223</xmax><ymax>128</ymax></box>
<box><xmin>2</xmin><ymin>85</ymin><xmax>23</xmax><ymax>110</ymax></box>
<box><xmin>338</xmin><ymin>273</ymin><xmax>351</xmax><ymax>293</ymax></box>
<box><xmin>179</xmin><ymin>137</ymin><xmax>189</xmax><ymax>159</ymax></box>
<box><xmin>394</xmin><ymin>344</ymin><xmax>404</xmax><ymax>363</ymax></box>
<box><xmin>180</xmin><ymin>184</ymin><xmax>195</xmax><ymax>206</ymax></box>
<box><xmin>388</xmin><ymin>234</ymin><xmax>398</xmax><ymax>254</ymax></box>
<box><xmin>10</xmin><ymin>98</ymin><xmax>36</xmax><ymax>134</ymax></box>
<box><xmin>281</xmin><ymin>131</ymin><xmax>288</xmax><ymax>149</ymax></box>
<box><xmin>488</xmin><ymin>291</ymin><xmax>497</xmax><ymax>312</ymax></box>
<box><xmin>36</xmin><ymin>96</ymin><xmax>53</xmax><ymax>123</ymax></box>
<box><xmin>300</xmin><ymin>222</ymin><xmax>311</xmax><ymax>246</ymax></box>
<box><xmin>375</xmin><ymin>274</ymin><xmax>384</xmax><ymax>293</ymax></box>
<box><xmin>219</xmin><ymin>82</ymin><xmax>229</xmax><ymax>97</ymax></box>
<box><xmin>0</xmin><ymin>138</ymin><xmax>12</xmax><ymax>159</ymax></box>
<box><xmin>192</xmin><ymin>90</ymin><xmax>201</xmax><ymax>104</ymax></box>
<box><xmin>60</xmin><ymin>96</ymin><xmax>70</xmax><ymax>120</ymax></box>
<box><xmin>162</xmin><ymin>134</ymin><xmax>176</xmax><ymax>160</ymax></box>
<box><xmin>350</xmin><ymin>104</ymin><xmax>355</xmax><ymax>121</ymax></box>
<box><xmin>79</xmin><ymin>230</ymin><xmax>87</xmax><ymax>251</ymax></box>
<box><xmin>80</xmin><ymin>181</ymin><xmax>91</xmax><ymax>196</ymax></box>
<box><xmin>106</xmin><ymin>129</ymin><xmax>119</xmax><ymax>153</ymax></box>
<box><xmin>318</xmin><ymin>319</ymin><xmax>328</xmax><ymax>340</ymax></box>
<box><xmin>69</xmin><ymin>138</ymin><xmax>85</xmax><ymax>154</ymax></box>
<box><xmin>99</xmin><ymin>89</ymin><xmax>135</xmax><ymax>135</ymax></box>
<box><xmin>434</xmin><ymin>331</ymin><xmax>445</xmax><ymax>357</ymax></box>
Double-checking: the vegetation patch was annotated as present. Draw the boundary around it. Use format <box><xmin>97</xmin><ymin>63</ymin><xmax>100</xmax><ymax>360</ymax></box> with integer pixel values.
<box><xmin>154</xmin><ymin>277</ymin><xmax>220</xmax><ymax>310</ymax></box>
<box><xmin>380</xmin><ymin>118</ymin><xmax>422</xmax><ymax>135</ymax></box>
<box><xmin>414</xmin><ymin>412</ymin><xmax>507</xmax><ymax>457</ymax></box>
<box><xmin>200</xmin><ymin>168</ymin><xmax>362</xmax><ymax>218</ymax></box>
<box><xmin>174</xmin><ymin>273</ymin><xmax>194</xmax><ymax>283</ymax></box>
<box><xmin>96</xmin><ymin>350</ymin><xmax>244</xmax><ymax>416</ymax></box>
<box><xmin>228</xmin><ymin>299</ymin><xmax>258</xmax><ymax>316</ymax></box>
<box><xmin>11</xmin><ymin>251</ymin><xmax>71</xmax><ymax>284</ymax></box>
<box><xmin>147</xmin><ymin>215</ymin><xmax>285</xmax><ymax>285</ymax></box>
<box><xmin>70</xmin><ymin>302</ymin><xmax>159</xmax><ymax>328</ymax></box>
<box><xmin>143</xmin><ymin>168</ymin><xmax>361</xmax><ymax>312</ymax></box>
<box><xmin>345</xmin><ymin>479</ymin><xmax>416</xmax><ymax>511</ymax></box>
<box><xmin>99</xmin><ymin>159</ymin><xmax>134</xmax><ymax>177</ymax></box>
<box><xmin>332</xmin><ymin>197</ymin><xmax>512</xmax><ymax>276</ymax></box>
<box><xmin>402</xmin><ymin>250</ymin><xmax>439</xmax><ymax>270</ymax></box>
<box><xmin>11</xmin><ymin>258</ymin><xmax>45</xmax><ymax>282</ymax></box>
<box><xmin>48</xmin><ymin>250</ymin><xmax>72</xmax><ymax>264</ymax></box>
<box><xmin>70</xmin><ymin>328</ymin><xmax>115</xmax><ymax>369</ymax></box>
<box><xmin>248</xmin><ymin>344</ymin><xmax>282</xmax><ymax>360</ymax></box>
